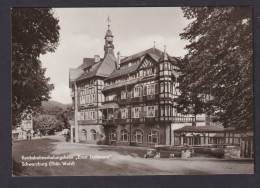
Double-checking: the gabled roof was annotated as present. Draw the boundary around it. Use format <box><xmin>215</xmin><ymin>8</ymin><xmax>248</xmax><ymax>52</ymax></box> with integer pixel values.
<box><xmin>69</xmin><ymin>68</ymin><xmax>84</xmax><ymax>88</ymax></box>
<box><xmin>107</xmin><ymin>52</ymin><xmax>159</xmax><ymax>80</ymax></box>
<box><xmin>76</xmin><ymin>48</ymin><xmax>117</xmax><ymax>82</ymax></box>
<box><xmin>120</xmin><ymin>48</ymin><xmax>163</xmax><ymax>64</ymax></box>
<box><xmin>76</xmin><ymin>62</ymin><xmax>102</xmax><ymax>81</ymax></box>
<box><xmin>107</xmin><ymin>63</ymin><xmax>140</xmax><ymax>80</ymax></box>
<box><xmin>82</xmin><ymin>58</ymin><xmax>98</xmax><ymax>70</ymax></box>
<box><xmin>95</xmin><ymin>48</ymin><xmax>117</xmax><ymax>77</ymax></box>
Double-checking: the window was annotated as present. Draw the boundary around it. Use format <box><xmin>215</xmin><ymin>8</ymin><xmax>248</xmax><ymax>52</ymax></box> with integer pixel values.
<box><xmin>132</xmin><ymin>107</ymin><xmax>141</xmax><ymax>118</ymax></box>
<box><xmin>160</xmin><ymin>63</ymin><xmax>164</xmax><ymax>71</ymax></box>
<box><xmin>91</xmin><ymin>129</ymin><xmax>96</xmax><ymax>140</ymax></box>
<box><xmin>165</xmin><ymin>106</ymin><xmax>169</xmax><ymax>116</ymax></box>
<box><xmin>155</xmin><ymin>83</ymin><xmax>158</xmax><ymax>94</ymax></box>
<box><xmin>120</xmin><ymin>130</ymin><xmax>129</xmax><ymax>142</ymax></box>
<box><xmin>121</xmin><ymin>108</ymin><xmax>128</xmax><ymax>119</ymax></box>
<box><xmin>146</xmin><ymin>106</ymin><xmax>155</xmax><ymax>117</ymax></box>
<box><xmin>92</xmin><ymin>94</ymin><xmax>96</xmax><ymax>103</ymax></box>
<box><xmin>109</xmin><ymin>129</ymin><xmax>117</xmax><ymax>141</ymax></box>
<box><xmin>81</xmin><ymin>129</ymin><xmax>87</xmax><ymax>140</ymax></box>
<box><xmin>143</xmin><ymin>85</ymin><xmax>147</xmax><ymax>96</ymax></box>
<box><xmin>108</xmin><ymin>110</ymin><xmax>114</xmax><ymax>120</ymax></box>
<box><xmin>133</xmin><ymin>130</ymin><xmax>143</xmax><ymax>143</ymax></box>
<box><xmin>133</xmin><ymin>86</ymin><xmax>141</xmax><ymax>97</ymax></box>
<box><xmin>147</xmin><ymin>130</ymin><xmax>159</xmax><ymax>143</ymax></box>
<box><xmin>164</xmin><ymin>62</ymin><xmax>168</xmax><ymax>70</ymax></box>
<box><xmin>90</xmin><ymin>95</ymin><xmax>92</xmax><ymax>103</ymax></box>
<box><xmin>161</xmin><ymin>106</ymin><xmax>164</xmax><ymax>117</ymax></box>
<box><xmin>121</xmin><ymin>90</ymin><xmax>127</xmax><ymax>99</ymax></box>
<box><xmin>92</xmin><ymin>111</ymin><xmax>96</xmax><ymax>120</ymax></box>
<box><xmin>160</xmin><ymin>83</ymin><xmax>164</xmax><ymax>93</ymax></box>
<box><xmin>144</xmin><ymin>68</ymin><xmax>153</xmax><ymax>76</ymax></box>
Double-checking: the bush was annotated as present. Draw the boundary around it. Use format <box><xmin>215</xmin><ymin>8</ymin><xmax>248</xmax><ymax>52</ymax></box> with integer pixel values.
<box><xmin>192</xmin><ymin>147</ymin><xmax>224</xmax><ymax>158</ymax></box>
<box><xmin>96</xmin><ymin>139</ymin><xmax>108</xmax><ymax>145</ymax></box>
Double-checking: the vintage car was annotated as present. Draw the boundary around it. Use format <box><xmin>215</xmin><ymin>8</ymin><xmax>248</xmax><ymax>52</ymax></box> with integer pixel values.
<box><xmin>144</xmin><ymin>147</ymin><xmax>182</xmax><ymax>158</ymax></box>
<box><xmin>144</xmin><ymin>148</ymin><xmax>159</xmax><ymax>158</ymax></box>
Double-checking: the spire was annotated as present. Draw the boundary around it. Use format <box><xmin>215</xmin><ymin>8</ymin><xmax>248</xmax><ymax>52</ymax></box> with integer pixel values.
<box><xmin>104</xmin><ymin>16</ymin><xmax>114</xmax><ymax>56</ymax></box>
<box><xmin>107</xmin><ymin>16</ymin><xmax>111</xmax><ymax>28</ymax></box>
<box><xmin>159</xmin><ymin>45</ymin><xmax>169</xmax><ymax>62</ymax></box>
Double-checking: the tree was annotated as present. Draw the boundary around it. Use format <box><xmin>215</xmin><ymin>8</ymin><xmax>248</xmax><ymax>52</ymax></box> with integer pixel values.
<box><xmin>177</xmin><ymin>7</ymin><xmax>253</xmax><ymax>130</ymax></box>
<box><xmin>59</xmin><ymin>106</ymin><xmax>74</xmax><ymax>129</ymax></box>
<box><xmin>12</xmin><ymin>8</ymin><xmax>60</xmax><ymax>126</ymax></box>
<box><xmin>33</xmin><ymin>114</ymin><xmax>58</xmax><ymax>135</ymax></box>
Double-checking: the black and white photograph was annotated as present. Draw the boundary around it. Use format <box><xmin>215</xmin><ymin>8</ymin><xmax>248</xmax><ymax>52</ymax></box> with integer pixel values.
<box><xmin>11</xmin><ymin>7</ymin><xmax>254</xmax><ymax>176</ymax></box>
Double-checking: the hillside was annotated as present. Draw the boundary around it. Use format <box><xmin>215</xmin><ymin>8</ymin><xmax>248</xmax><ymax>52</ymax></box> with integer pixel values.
<box><xmin>41</xmin><ymin>100</ymin><xmax>72</xmax><ymax>112</ymax></box>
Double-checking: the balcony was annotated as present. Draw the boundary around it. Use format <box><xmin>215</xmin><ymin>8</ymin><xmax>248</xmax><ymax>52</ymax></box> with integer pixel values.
<box><xmin>173</xmin><ymin>116</ymin><xmax>195</xmax><ymax>123</ymax></box>
<box><xmin>79</xmin><ymin>103</ymin><xmax>97</xmax><ymax>109</ymax></box>
<box><xmin>144</xmin><ymin>117</ymin><xmax>158</xmax><ymax>122</ymax></box>
<box><xmin>143</xmin><ymin>94</ymin><xmax>159</xmax><ymax>102</ymax></box>
<box><xmin>78</xmin><ymin>120</ymin><xmax>98</xmax><ymax>125</ymax></box>
<box><xmin>132</xmin><ymin>118</ymin><xmax>144</xmax><ymax>123</ymax></box>
<box><xmin>118</xmin><ymin>98</ymin><xmax>132</xmax><ymax>105</ymax></box>
<box><xmin>131</xmin><ymin>97</ymin><xmax>143</xmax><ymax>103</ymax></box>
<box><xmin>102</xmin><ymin>119</ymin><xmax>116</xmax><ymax>126</ymax></box>
<box><xmin>102</xmin><ymin>99</ymin><xmax>118</xmax><ymax>104</ymax></box>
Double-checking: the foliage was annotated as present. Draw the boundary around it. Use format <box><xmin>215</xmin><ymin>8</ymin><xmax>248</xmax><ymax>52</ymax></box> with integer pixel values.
<box><xmin>33</xmin><ymin>114</ymin><xmax>57</xmax><ymax>135</ymax></box>
<box><xmin>33</xmin><ymin>103</ymin><xmax>74</xmax><ymax>135</ymax></box>
<box><xmin>12</xmin><ymin>8</ymin><xmax>60</xmax><ymax>126</ymax></box>
<box><xmin>176</xmin><ymin>7</ymin><xmax>253</xmax><ymax>130</ymax></box>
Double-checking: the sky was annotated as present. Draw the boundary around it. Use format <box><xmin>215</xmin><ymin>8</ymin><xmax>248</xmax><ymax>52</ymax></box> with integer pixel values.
<box><xmin>40</xmin><ymin>7</ymin><xmax>191</xmax><ymax>104</ymax></box>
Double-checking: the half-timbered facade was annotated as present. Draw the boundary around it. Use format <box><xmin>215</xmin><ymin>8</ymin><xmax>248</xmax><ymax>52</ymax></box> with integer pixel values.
<box><xmin>69</xmin><ymin>23</ymin><xmax>206</xmax><ymax>146</ymax></box>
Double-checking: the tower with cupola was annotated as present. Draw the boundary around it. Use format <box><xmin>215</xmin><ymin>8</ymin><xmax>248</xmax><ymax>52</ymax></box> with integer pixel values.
<box><xmin>104</xmin><ymin>17</ymin><xmax>114</xmax><ymax>57</ymax></box>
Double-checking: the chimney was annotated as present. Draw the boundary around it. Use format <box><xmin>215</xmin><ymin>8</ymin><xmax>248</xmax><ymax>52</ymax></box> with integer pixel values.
<box><xmin>94</xmin><ymin>55</ymin><xmax>100</xmax><ymax>62</ymax></box>
<box><xmin>117</xmin><ymin>51</ymin><xmax>121</xmax><ymax>68</ymax></box>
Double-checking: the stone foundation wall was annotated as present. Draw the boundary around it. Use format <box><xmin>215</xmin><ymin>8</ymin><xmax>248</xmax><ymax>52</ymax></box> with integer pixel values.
<box><xmin>78</xmin><ymin>124</ymin><xmax>105</xmax><ymax>144</ymax></box>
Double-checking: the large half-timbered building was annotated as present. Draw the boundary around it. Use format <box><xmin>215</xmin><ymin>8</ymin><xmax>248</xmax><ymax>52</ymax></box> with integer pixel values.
<box><xmin>69</xmin><ymin>23</ymin><xmax>207</xmax><ymax>146</ymax></box>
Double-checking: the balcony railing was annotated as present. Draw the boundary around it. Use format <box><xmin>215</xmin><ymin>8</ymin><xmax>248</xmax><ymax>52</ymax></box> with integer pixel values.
<box><xmin>78</xmin><ymin>120</ymin><xmax>98</xmax><ymax>125</ymax></box>
<box><xmin>102</xmin><ymin>119</ymin><xmax>116</xmax><ymax>126</ymax></box>
<box><xmin>102</xmin><ymin>99</ymin><xmax>118</xmax><ymax>104</ymax></box>
<box><xmin>132</xmin><ymin>118</ymin><xmax>144</xmax><ymax>123</ymax></box>
<box><xmin>131</xmin><ymin>97</ymin><xmax>143</xmax><ymax>103</ymax></box>
<box><xmin>143</xmin><ymin>94</ymin><xmax>159</xmax><ymax>102</ymax></box>
<box><xmin>144</xmin><ymin>117</ymin><xmax>158</xmax><ymax>122</ymax></box>
<box><xmin>118</xmin><ymin>98</ymin><xmax>132</xmax><ymax>105</ymax></box>
<box><xmin>173</xmin><ymin>116</ymin><xmax>195</xmax><ymax>123</ymax></box>
<box><xmin>115</xmin><ymin>119</ymin><xmax>131</xmax><ymax>124</ymax></box>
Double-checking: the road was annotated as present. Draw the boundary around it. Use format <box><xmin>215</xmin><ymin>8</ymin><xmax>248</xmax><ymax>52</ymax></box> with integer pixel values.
<box><xmin>12</xmin><ymin>135</ymin><xmax>254</xmax><ymax>176</ymax></box>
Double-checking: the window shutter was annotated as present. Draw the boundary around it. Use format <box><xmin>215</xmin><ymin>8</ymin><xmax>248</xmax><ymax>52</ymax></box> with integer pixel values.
<box><xmin>140</xmin><ymin>86</ymin><xmax>142</xmax><ymax>96</ymax></box>
<box><xmin>118</xmin><ymin>109</ymin><xmax>121</xmax><ymax>119</ymax></box>
<box><xmin>140</xmin><ymin>107</ymin><xmax>144</xmax><ymax>118</ymax></box>
<box><xmin>131</xmin><ymin>108</ymin><xmax>134</xmax><ymax>118</ymax></box>
<box><xmin>126</xmin><ymin>108</ymin><xmax>129</xmax><ymax>118</ymax></box>
<box><xmin>144</xmin><ymin>106</ymin><xmax>147</xmax><ymax>117</ymax></box>
<box><xmin>155</xmin><ymin>105</ymin><xmax>158</xmax><ymax>117</ymax></box>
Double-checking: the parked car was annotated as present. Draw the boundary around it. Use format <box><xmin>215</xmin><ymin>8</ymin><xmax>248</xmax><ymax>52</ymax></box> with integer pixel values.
<box><xmin>144</xmin><ymin>147</ymin><xmax>183</xmax><ymax>158</ymax></box>
<box><xmin>61</xmin><ymin>129</ymin><xmax>70</xmax><ymax>135</ymax></box>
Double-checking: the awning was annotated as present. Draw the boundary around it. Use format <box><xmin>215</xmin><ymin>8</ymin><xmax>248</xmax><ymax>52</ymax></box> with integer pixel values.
<box><xmin>100</xmin><ymin>103</ymin><xmax>119</xmax><ymax>109</ymax></box>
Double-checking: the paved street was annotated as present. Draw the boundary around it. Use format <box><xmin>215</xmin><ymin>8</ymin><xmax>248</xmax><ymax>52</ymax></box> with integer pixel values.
<box><xmin>12</xmin><ymin>136</ymin><xmax>254</xmax><ymax>176</ymax></box>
